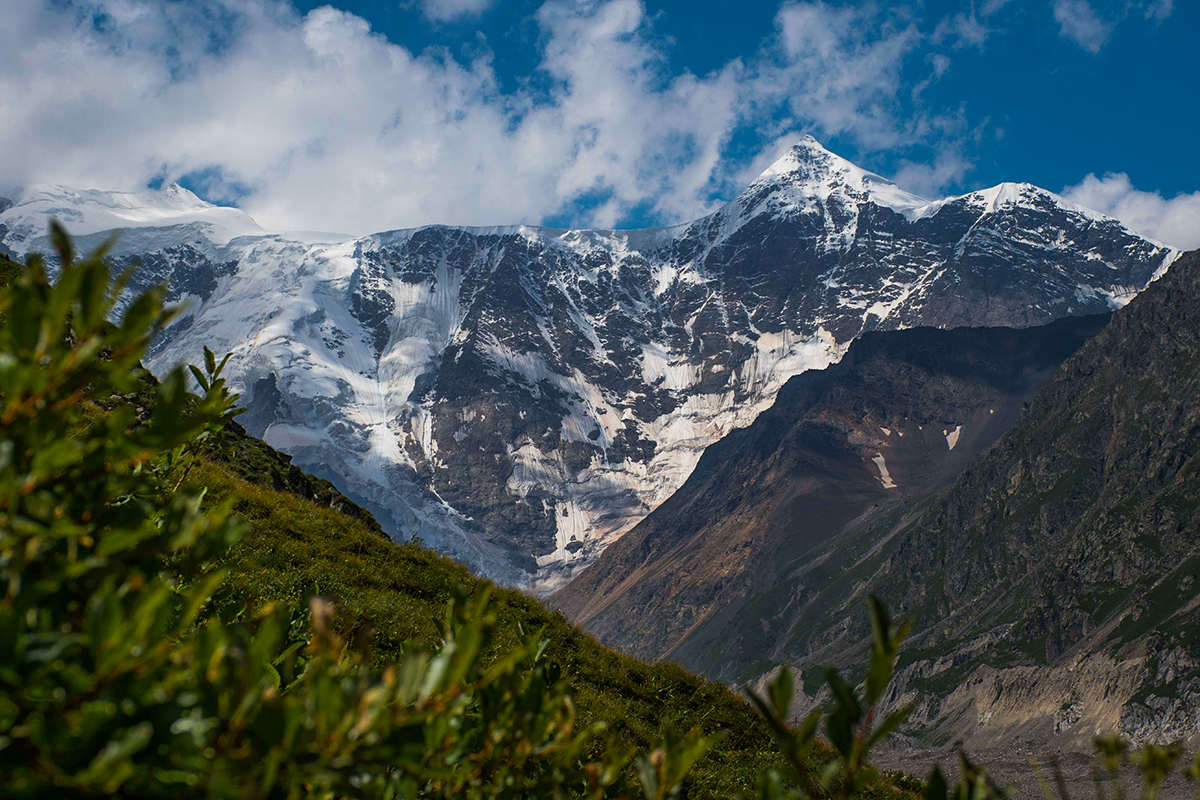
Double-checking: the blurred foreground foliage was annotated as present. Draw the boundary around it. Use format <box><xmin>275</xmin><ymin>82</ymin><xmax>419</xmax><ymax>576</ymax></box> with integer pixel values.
<box><xmin>745</xmin><ymin>599</ymin><xmax>1200</xmax><ymax>800</ymax></box>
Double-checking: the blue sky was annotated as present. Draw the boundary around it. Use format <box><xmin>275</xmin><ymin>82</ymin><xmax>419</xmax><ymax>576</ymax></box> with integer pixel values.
<box><xmin>2</xmin><ymin>0</ymin><xmax>1197</xmax><ymax>246</ymax></box>
<box><xmin>301</xmin><ymin>0</ymin><xmax>1196</xmax><ymax>199</ymax></box>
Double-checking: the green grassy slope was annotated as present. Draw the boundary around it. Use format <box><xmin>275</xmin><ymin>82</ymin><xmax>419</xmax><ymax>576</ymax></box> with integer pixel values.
<box><xmin>200</xmin><ymin>457</ymin><xmax>791</xmax><ymax>797</ymax></box>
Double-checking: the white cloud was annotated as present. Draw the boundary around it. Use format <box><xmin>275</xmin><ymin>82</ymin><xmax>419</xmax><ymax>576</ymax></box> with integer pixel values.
<box><xmin>11</xmin><ymin>0</ymin><xmax>1191</xmax><ymax>252</ymax></box>
<box><xmin>891</xmin><ymin>150</ymin><xmax>973</xmax><ymax>200</ymax></box>
<box><xmin>932</xmin><ymin>12</ymin><xmax>991</xmax><ymax>49</ymax></box>
<box><xmin>1052</xmin><ymin>0</ymin><xmax>1113</xmax><ymax>52</ymax></box>
<box><xmin>911</xmin><ymin>53</ymin><xmax>951</xmax><ymax>102</ymax></box>
<box><xmin>0</xmin><ymin>0</ymin><xmax>971</xmax><ymax>234</ymax></box>
<box><xmin>1063</xmin><ymin>173</ymin><xmax>1200</xmax><ymax>250</ymax></box>
<box><xmin>982</xmin><ymin>0</ymin><xmax>1015</xmax><ymax>14</ymax></box>
<box><xmin>420</xmin><ymin>0</ymin><xmax>497</xmax><ymax>23</ymax></box>
<box><xmin>1144</xmin><ymin>0</ymin><xmax>1173</xmax><ymax>20</ymax></box>
<box><xmin>762</xmin><ymin>2</ymin><xmax>945</xmax><ymax>152</ymax></box>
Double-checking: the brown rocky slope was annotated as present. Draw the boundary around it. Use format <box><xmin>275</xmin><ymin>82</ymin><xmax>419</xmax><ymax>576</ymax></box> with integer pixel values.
<box><xmin>557</xmin><ymin>249</ymin><xmax>1200</xmax><ymax>751</ymax></box>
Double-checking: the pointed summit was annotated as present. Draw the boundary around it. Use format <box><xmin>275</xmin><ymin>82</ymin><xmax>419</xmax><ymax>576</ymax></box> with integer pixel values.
<box><xmin>158</xmin><ymin>182</ymin><xmax>211</xmax><ymax>209</ymax></box>
<box><xmin>753</xmin><ymin>134</ymin><xmax>838</xmax><ymax>182</ymax></box>
<box><xmin>738</xmin><ymin>136</ymin><xmax>930</xmax><ymax>221</ymax></box>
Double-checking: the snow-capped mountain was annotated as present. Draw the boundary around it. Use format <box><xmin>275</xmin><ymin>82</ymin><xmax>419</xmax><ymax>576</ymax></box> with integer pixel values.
<box><xmin>0</xmin><ymin>183</ymin><xmax>263</xmax><ymax>246</ymax></box>
<box><xmin>0</xmin><ymin>137</ymin><xmax>1178</xmax><ymax>590</ymax></box>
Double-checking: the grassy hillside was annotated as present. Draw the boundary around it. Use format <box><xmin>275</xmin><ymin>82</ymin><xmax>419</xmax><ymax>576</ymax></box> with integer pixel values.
<box><xmin>200</xmin><ymin>457</ymin><xmax>791</xmax><ymax>797</ymax></box>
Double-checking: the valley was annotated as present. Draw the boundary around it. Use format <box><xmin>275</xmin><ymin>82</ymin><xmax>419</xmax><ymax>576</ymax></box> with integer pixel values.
<box><xmin>558</xmin><ymin>249</ymin><xmax>1200</xmax><ymax>754</ymax></box>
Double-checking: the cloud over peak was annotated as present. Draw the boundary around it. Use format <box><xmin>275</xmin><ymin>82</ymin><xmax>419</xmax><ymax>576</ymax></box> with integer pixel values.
<box><xmin>1063</xmin><ymin>172</ymin><xmax>1200</xmax><ymax>250</ymax></box>
<box><xmin>0</xmin><ymin>0</ymin><xmax>961</xmax><ymax>234</ymax></box>
<box><xmin>0</xmin><ymin>0</ymin><xmax>1189</xmax><ymax>240</ymax></box>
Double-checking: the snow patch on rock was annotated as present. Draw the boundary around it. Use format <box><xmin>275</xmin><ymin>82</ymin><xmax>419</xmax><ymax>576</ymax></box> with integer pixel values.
<box><xmin>945</xmin><ymin>425</ymin><xmax>963</xmax><ymax>450</ymax></box>
<box><xmin>872</xmin><ymin>453</ymin><xmax>898</xmax><ymax>489</ymax></box>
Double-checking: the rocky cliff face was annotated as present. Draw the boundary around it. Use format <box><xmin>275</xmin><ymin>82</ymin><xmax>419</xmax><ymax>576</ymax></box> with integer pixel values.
<box><xmin>551</xmin><ymin>315</ymin><xmax>1112</xmax><ymax>671</ymax></box>
<box><xmin>0</xmin><ymin>138</ymin><xmax>1177</xmax><ymax>588</ymax></box>
<box><xmin>561</xmin><ymin>249</ymin><xmax>1200</xmax><ymax>749</ymax></box>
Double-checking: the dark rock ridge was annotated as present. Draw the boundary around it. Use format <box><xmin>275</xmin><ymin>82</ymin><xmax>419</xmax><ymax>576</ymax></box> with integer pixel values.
<box><xmin>0</xmin><ymin>141</ymin><xmax>1177</xmax><ymax>587</ymax></box>
<box><xmin>560</xmin><ymin>249</ymin><xmax>1200</xmax><ymax>750</ymax></box>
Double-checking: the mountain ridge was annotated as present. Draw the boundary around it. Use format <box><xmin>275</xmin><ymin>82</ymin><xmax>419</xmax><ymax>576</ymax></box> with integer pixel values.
<box><xmin>0</xmin><ymin>138</ymin><xmax>1179</xmax><ymax>588</ymax></box>
<box><xmin>3</xmin><ymin>137</ymin><xmax>1162</xmax><ymax>242</ymax></box>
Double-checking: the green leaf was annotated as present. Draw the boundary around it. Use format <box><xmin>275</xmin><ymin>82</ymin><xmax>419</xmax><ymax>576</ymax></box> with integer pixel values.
<box><xmin>866</xmin><ymin>594</ymin><xmax>905</xmax><ymax>705</ymax></box>
<box><xmin>768</xmin><ymin>666</ymin><xmax>795</xmax><ymax>721</ymax></box>
<box><xmin>77</xmin><ymin>721</ymin><xmax>154</xmax><ymax>791</ymax></box>
<box><xmin>79</xmin><ymin>257</ymin><xmax>110</xmax><ymax>331</ymax></box>
<box><xmin>189</xmin><ymin>364</ymin><xmax>210</xmax><ymax>392</ymax></box>
<box><xmin>825</xmin><ymin>667</ymin><xmax>861</xmax><ymax>723</ymax></box>
<box><xmin>925</xmin><ymin>766</ymin><xmax>948</xmax><ymax>800</ymax></box>
<box><xmin>49</xmin><ymin>218</ymin><xmax>75</xmax><ymax>266</ymax></box>
<box><xmin>825</xmin><ymin>707</ymin><xmax>855</xmax><ymax>759</ymax></box>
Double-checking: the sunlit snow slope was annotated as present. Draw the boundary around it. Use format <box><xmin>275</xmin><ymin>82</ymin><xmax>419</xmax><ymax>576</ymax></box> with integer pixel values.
<box><xmin>0</xmin><ymin>137</ymin><xmax>1178</xmax><ymax>590</ymax></box>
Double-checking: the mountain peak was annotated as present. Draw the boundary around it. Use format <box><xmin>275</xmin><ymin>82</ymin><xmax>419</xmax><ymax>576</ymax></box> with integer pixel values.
<box><xmin>159</xmin><ymin>182</ymin><xmax>210</xmax><ymax>207</ymax></box>
<box><xmin>793</xmin><ymin>133</ymin><xmax>825</xmax><ymax>151</ymax></box>
<box><xmin>0</xmin><ymin>182</ymin><xmax>263</xmax><ymax>253</ymax></box>
<box><xmin>741</xmin><ymin>136</ymin><xmax>930</xmax><ymax>220</ymax></box>
<box><xmin>756</xmin><ymin>134</ymin><xmax>839</xmax><ymax>178</ymax></box>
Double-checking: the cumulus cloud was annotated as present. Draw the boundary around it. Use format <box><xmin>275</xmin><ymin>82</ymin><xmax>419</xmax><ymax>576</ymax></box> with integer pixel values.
<box><xmin>420</xmin><ymin>0</ymin><xmax>497</xmax><ymax>22</ymax></box>
<box><xmin>1144</xmin><ymin>0</ymin><xmax>1173</xmax><ymax>20</ymax></box>
<box><xmin>0</xmin><ymin>0</ymin><xmax>966</xmax><ymax>234</ymax></box>
<box><xmin>891</xmin><ymin>150</ymin><xmax>974</xmax><ymax>200</ymax></box>
<box><xmin>932</xmin><ymin>12</ymin><xmax>991</xmax><ymax>49</ymax></box>
<box><xmin>766</xmin><ymin>2</ymin><xmax>928</xmax><ymax>150</ymax></box>
<box><xmin>1063</xmin><ymin>173</ymin><xmax>1200</xmax><ymax>250</ymax></box>
<box><xmin>1053</xmin><ymin>0</ymin><xmax>1112</xmax><ymax>52</ymax></box>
